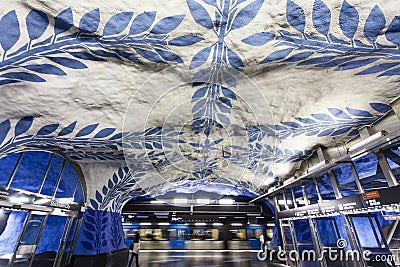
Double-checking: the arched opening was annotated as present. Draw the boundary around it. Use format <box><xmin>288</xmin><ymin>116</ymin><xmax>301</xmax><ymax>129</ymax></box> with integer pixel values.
<box><xmin>0</xmin><ymin>150</ymin><xmax>86</xmax><ymax>267</ymax></box>
<box><xmin>120</xmin><ymin>190</ymin><xmax>277</xmax><ymax>265</ymax></box>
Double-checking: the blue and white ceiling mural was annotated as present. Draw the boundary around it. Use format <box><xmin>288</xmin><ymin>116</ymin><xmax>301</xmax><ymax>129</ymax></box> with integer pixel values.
<box><xmin>0</xmin><ymin>0</ymin><xmax>399</xmax><ymax>198</ymax></box>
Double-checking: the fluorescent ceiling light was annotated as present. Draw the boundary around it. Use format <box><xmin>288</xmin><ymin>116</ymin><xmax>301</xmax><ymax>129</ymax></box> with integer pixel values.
<box><xmin>219</xmin><ymin>199</ymin><xmax>234</xmax><ymax>205</ymax></box>
<box><xmin>348</xmin><ymin>131</ymin><xmax>386</xmax><ymax>152</ymax></box>
<box><xmin>140</xmin><ymin>222</ymin><xmax>151</xmax><ymax>226</ymax></box>
<box><xmin>158</xmin><ymin>222</ymin><xmax>170</xmax><ymax>226</ymax></box>
<box><xmin>195</xmin><ymin>222</ymin><xmax>206</xmax><ymax>226</ymax></box>
<box><xmin>197</xmin><ymin>199</ymin><xmax>211</xmax><ymax>204</ymax></box>
<box><xmin>151</xmin><ymin>200</ymin><xmax>165</xmax><ymax>204</ymax></box>
<box><xmin>267</xmin><ymin>223</ymin><xmax>275</xmax><ymax>227</ymax></box>
<box><xmin>231</xmin><ymin>223</ymin><xmax>243</xmax><ymax>227</ymax></box>
<box><xmin>173</xmin><ymin>198</ymin><xmax>188</xmax><ymax>204</ymax></box>
<box><xmin>213</xmin><ymin>223</ymin><xmax>223</xmax><ymax>226</ymax></box>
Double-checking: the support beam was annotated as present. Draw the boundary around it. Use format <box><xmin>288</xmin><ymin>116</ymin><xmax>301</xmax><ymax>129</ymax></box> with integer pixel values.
<box><xmin>375</xmin><ymin>151</ymin><xmax>399</xmax><ymax>187</ymax></box>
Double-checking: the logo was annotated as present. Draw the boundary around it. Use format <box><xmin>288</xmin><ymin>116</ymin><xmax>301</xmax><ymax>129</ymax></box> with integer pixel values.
<box><xmin>336</xmin><ymin>239</ymin><xmax>348</xmax><ymax>249</ymax></box>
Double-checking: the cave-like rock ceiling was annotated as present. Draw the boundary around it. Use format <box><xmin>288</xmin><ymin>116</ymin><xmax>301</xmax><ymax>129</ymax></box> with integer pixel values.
<box><xmin>0</xmin><ymin>0</ymin><xmax>399</xmax><ymax>196</ymax></box>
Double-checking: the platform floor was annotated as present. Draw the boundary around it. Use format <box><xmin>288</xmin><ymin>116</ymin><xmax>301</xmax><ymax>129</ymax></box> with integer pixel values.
<box><xmin>128</xmin><ymin>251</ymin><xmax>285</xmax><ymax>267</ymax></box>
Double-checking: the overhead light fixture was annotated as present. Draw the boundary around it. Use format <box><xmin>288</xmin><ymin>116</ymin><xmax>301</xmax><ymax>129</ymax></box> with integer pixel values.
<box><xmin>140</xmin><ymin>222</ymin><xmax>151</xmax><ymax>226</ymax></box>
<box><xmin>151</xmin><ymin>200</ymin><xmax>165</xmax><ymax>204</ymax></box>
<box><xmin>267</xmin><ymin>223</ymin><xmax>275</xmax><ymax>227</ymax></box>
<box><xmin>154</xmin><ymin>212</ymin><xmax>169</xmax><ymax>216</ymax></box>
<box><xmin>195</xmin><ymin>222</ymin><xmax>206</xmax><ymax>226</ymax></box>
<box><xmin>308</xmin><ymin>160</ymin><xmax>329</xmax><ymax>173</ymax></box>
<box><xmin>173</xmin><ymin>198</ymin><xmax>188</xmax><ymax>204</ymax></box>
<box><xmin>197</xmin><ymin>199</ymin><xmax>211</xmax><ymax>204</ymax></box>
<box><xmin>231</xmin><ymin>223</ymin><xmax>243</xmax><ymax>227</ymax></box>
<box><xmin>158</xmin><ymin>222</ymin><xmax>170</xmax><ymax>226</ymax></box>
<box><xmin>219</xmin><ymin>199</ymin><xmax>234</xmax><ymax>205</ymax></box>
<box><xmin>348</xmin><ymin>131</ymin><xmax>387</xmax><ymax>152</ymax></box>
<box><xmin>213</xmin><ymin>223</ymin><xmax>223</xmax><ymax>226</ymax></box>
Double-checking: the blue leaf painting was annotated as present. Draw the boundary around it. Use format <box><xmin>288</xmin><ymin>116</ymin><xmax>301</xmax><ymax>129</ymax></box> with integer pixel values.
<box><xmin>129</xmin><ymin>11</ymin><xmax>156</xmax><ymax>35</ymax></box>
<box><xmin>190</xmin><ymin>45</ymin><xmax>212</xmax><ymax>69</ymax></box>
<box><xmin>283</xmin><ymin>51</ymin><xmax>314</xmax><ymax>63</ymax></box>
<box><xmin>386</xmin><ymin>16</ymin><xmax>400</xmax><ymax>45</ymax></box>
<box><xmin>47</xmin><ymin>57</ymin><xmax>87</xmax><ymax>69</ymax></box>
<box><xmin>227</xmin><ymin>48</ymin><xmax>244</xmax><ymax>69</ymax></box>
<box><xmin>186</xmin><ymin>0</ymin><xmax>214</xmax><ymax>29</ymax></box>
<box><xmin>192</xmin><ymin>87</ymin><xmax>208</xmax><ymax>100</ymax></box>
<box><xmin>54</xmin><ymin>8</ymin><xmax>74</xmax><ymax>36</ymax></box>
<box><xmin>260</xmin><ymin>48</ymin><xmax>293</xmax><ymax>64</ymax></box>
<box><xmin>58</xmin><ymin>121</ymin><xmax>77</xmax><ymax>136</ymax></box>
<box><xmin>23</xmin><ymin>64</ymin><xmax>67</xmax><ymax>76</ymax></box>
<box><xmin>0</xmin><ymin>80</ymin><xmax>20</xmax><ymax>86</ymax></box>
<box><xmin>94</xmin><ymin>128</ymin><xmax>116</xmax><ymax>138</ymax></box>
<box><xmin>346</xmin><ymin>107</ymin><xmax>372</xmax><ymax>117</ymax></box>
<box><xmin>370</xmin><ymin>103</ymin><xmax>391</xmax><ymax>113</ymax></box>
<box><xmin>1</xmin><ymin>72</ymin><xmax>45</xmax><ymax>82</ymax></box>
<box><xmin>242</xmin><ymin>32</ymin><xmax>275</xmax><ymax>46</ymax></box>
<box><xmin>151</xmin><ymin>15</ymin><xmax>185</xmax><ymax>34</ymax></box>
<box><xmin>286</xmin><ymin>0</ymin><xmax>305</xmax><ymax>34</ymax></box>
<box><xmin>26</xmin><ymin>10</ymin><xmax>49</xmax><ymax>40</ymax></box>
<box><xmin>0</xmin><ymin>10</ymin><xmax>20</xmax><ymax>53</ymax></box>
<box><xmin>169</xmin><ymin>36</ymin><xmax>204</xmax><ymax>46</ymax></box>
<box><xmin>339</xmin><ymin>0</ymin><xmax>359</xmax><ymax>39</ymax></box>
<box><xmin>15</xmin><ymin>116</ymin><xmax>33</xmax><ymax>136</ymax></box>
<box><xmin>79</xmin><ymin>8</ymin><xmax>100</xmax><ymax>33</ymax></box>
<box><xmin>379</xmin><ymin>67</ymin><xmax>400</xmax><ymax>77</ymax></box>
<box><xmin>69</xmin><ymin>52</ymin><xmax>106</xmax><ymax>62</ymax></box>
<box><xmin>334</xmin><ymin>58</ymin><xmax>380</xmax><ymax>71</ymax></box>
<box><xmin>202</xmin><ymin>0</ymin><xmax>217</xmax><ymax>7</ymax></box>
<box><xmin>90</xmin><ymin>199</ymin><xmax>98</xmax><ymax>209</ymax></box>
<box><xmin>328</xmin><ymin>108</ymin><xmax>351</xmax><ymax>119</ymax></box>
<box><xmin>356</xmin><ymin>63</ymin><xmax>400</xmax><ymax>76</ymax></box>
<box><xmin>221</xmin><ymin>87</ymin><xmax>236</xmax><ymax>100</ymax></box>
<box><xmin>231</xmin><ymin>0</ymin><xmax>264</xmax><ymax>31</ymax></box>
<box><xmin>0</xmin><ymin>120</ymin><xmax>10</xmax><ymax>144</ymax></box>
<box><xmin>81</xmin><ymin>241</ymin><xmax>94</xmax><ymax>251</ymax></box>
<box><xmin>156</xmin><ymin>49</ymin><xmax>183</xmax><ymax>63</ymax></box>
<box><xmin>364</xmin><ymin>5</ymin><xmax>385</xmax><ymax>44</ymax></box>
<box><xmin>312</xmin><ymin>0</ymin><xmax>331</xmax><ymax>36</ymax></box>
<box><xmin>217</xmin><ymin>113</ymin><xmax>230</xmax><ymax>124</ymax></box>
<box><xmin>103</xmin><ymin>12</ymin><xmax>133</xmax><ymax>36</ymax></box>
<box><xmin>37</xmin><ymin>124</ymin><xmax>59</xmax><ymax>135</ymax></box>
<box><xmin>134</xmin><ymin>48</ymin><xmax>164</xmax><ymax>63</ymax></box>
<box><xmin>76</xmin><ymin>123</ymin><xmax>99</xmax><ymax>137</ymax></box>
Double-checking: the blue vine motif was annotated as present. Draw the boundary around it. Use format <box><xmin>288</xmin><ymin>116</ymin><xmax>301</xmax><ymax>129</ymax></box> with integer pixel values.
<box><xmin>0</xmin><ymin>116</ymin><xmax>184</xmax><ymax>162</ymax></box>
<box><xmin>239</xmin><ymin>103</ymin><xmax>392</xmax><ymax>141</ymax></box>
<box><xmin>89</xmin><ymin>167</ymin><xmax>146</xmax><ymax>212</ymax></box>
<box><xmin>187</xmin><ymin>0</ymin><xmax>264</xmax><ymax>135</ymax></box>
<box><xmin>243</xmin><ymin>0</ymin><xmax>400</xmax><ymax>78</ymax></box>
<box><xmin>0</xmin><ymin>8</ymin><xmax>199</xmax><ymax>86</ymax></box>
<box><xmin>80</xmin><ymin>208</ymin><xmax>108</xmax><ymax>254</ymax></box>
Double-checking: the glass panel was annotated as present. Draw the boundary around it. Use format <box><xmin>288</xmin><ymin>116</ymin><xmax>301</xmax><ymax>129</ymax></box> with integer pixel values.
<box><xmin>316</xmin><ymin>173</ymin><xmax>336</xmax><ymax>200</ymax></box>
<box><xmin>0</xmin><ymin>153</ymin><xmax>20</xmax><ymax>187</ymax></box>
<box><xmin>277</xmin><ymin>193</ymin><xmax>286</xmax><ymax>211</ymax></box>
<box><xmin>282</xmin><ymin>224</ymin><xmax>293</xmax><ymax>245</ymax></box>
<box><xmin>316</xmin><ymin>219</ymin><xmax>339</xmax><ymax>246</ymax></box>
<box><xmin>351</xmin><ymin>216</ymin><xmax>382</xmax><ymax>248</ymax></box>
<box><xmin>354</xmin><ymin>153</ymin><xmax>389</xmax><ymax>191</ymax></box>
<box><xmin>0</xmin><ymin>209</ymin><xmax>28</xmax><ymax>266</ymax></box>
<box><xmin>36</xmin><ymin>215</ymin><xmax>67</xmax><ymax>254</ymax></box>
<box><xmin>40</xmin><ymin>156</ymin><xmax>65</xmax><ymax>196</ymax></box>
<box><xmin>293</xmin><ymin>220</ymin><xmax>313</xmax><ymax>244</ymax></box>
<box><xmin>60</xmin><ymin>218</ymin><xmax>79</xmax><ymax>266</ymax></box>
<box><xmin>13</xmin><ymin>214</ymin><xmax>46</xmax><ymax>267</ymax></box>
<box><xmin>304</xmin><ymin>179</ymin><xmax>318</xmax><ymax>205</ymax></box>
<box><xmin>10</xmin><ymin>152</ymin><xmax>52</xmax><ymax>193</ymax></box>
<box><xmin>73</xmin><ymin>182</ymin><xmax>84</xmax><ymax>204</ymax></box>
<box><xmin>332</xmin><ymin>164</ymin><xmax>358</xmax><ymax>196</ymax></box>
<box><xmin>293</xmin><ymin>184</ymin><xmax>305</xmax><ymax>207</ymax></box>
<box><xmin>55</xmin><ymin>162</ymin><xmax>78</xmax><ymax>199</ymax></box>
<box><xmin>384</xmin><ymin>145</ymin><xmax>400</xmax><ymax>183</ymax></box>
<box><xmin>285</xmin><ymin>190</ymin><xmax>295</xmax><ymax>209</ymax></box>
